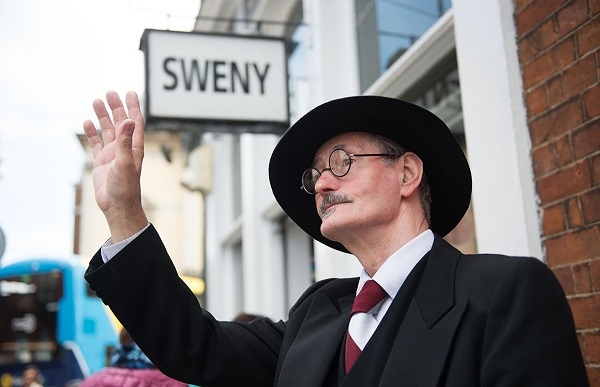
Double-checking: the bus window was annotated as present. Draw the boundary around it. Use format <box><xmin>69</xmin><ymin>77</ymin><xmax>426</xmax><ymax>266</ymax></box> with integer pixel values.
<box><xmin>0</xmin><ymin>270</ymin><xmax>62</xmax><ymax>364</ymax></box>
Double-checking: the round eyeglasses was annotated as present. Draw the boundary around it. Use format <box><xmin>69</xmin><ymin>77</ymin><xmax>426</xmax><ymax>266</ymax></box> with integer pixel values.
<box><xmin>301</xmin><ymin>148</ymin><xmax>396</xmax><ymax>194</ymax></box>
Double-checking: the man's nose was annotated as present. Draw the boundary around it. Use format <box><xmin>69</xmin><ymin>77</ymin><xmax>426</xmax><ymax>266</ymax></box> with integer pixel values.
<box><xmin>314</xmin><ymin>169</ymin><xmax>339</xmax><ymax>194</ymax></box>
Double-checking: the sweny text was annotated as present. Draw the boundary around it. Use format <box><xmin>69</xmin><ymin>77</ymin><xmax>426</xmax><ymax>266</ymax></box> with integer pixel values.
<box><xmin>163</xmin><ymin>57</ymin><xmax>271</xmax><ymax>95</ymax></box>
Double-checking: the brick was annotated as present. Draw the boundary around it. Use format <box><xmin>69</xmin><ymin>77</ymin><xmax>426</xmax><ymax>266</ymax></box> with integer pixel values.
<box><xmin>577</xmin><ymin>333</ymin><xmax>585</xmax><ymax>357</ymax></box>
<box><xmin>567</xmin><ymin>196</ymin><xmax>584</xmax><ymax>228</ymax></box>
<box><xmin>545</xmin><ymin>225</ymin><xmax>600</xmax><ymax>265</ymax></box>
<box><xmin>522</xmin><ymin>38</ymin><xmax>576</xmax><ymax>89</ymax></box>
<box><xmin>529</xmin><ymin>98</ymin><xmax>583</xmax><ymax>145</ymax></box>
<box><xmin>516</xmin><ymin>0</ymin><xmax>566</xmax><ymax>36</ymax></box>
<box><xmin>515</xmin><ymin>0</ymin><xmax>533</xmax><ymax>13</ymax></box>
<box><xmin>572</xmin><ymin>120</ymin><xmax>600</xmax><ymax>159</ymax></box>
<box><xmin>585</xmin><ymin>331</ymin><xmax>600</xmax><ymax>362</ymax></box>
<box><xmin>563</xmin><ymin>55</ymin><xmax>597</xmax><ymax>99</ymax></box>
<box><xmin>592</xmin><ymin>0</ymin><xmax>600</xmax><ymax>15</ymax></box>
<box><xmin>568</xmin><ymin>293</ymin><xmax>600</xmax><ymax>329</ymax></box>
<box><xmin>543</xmin><ymin>202</ymin><xmax>566</xmax><ymax>235</ymax></box>
<box><xmin>518</xmin><ymin>29</ymin><xmax>543</xmax><ymax>63</ymax></box>
<box><xmin>587</xmin><ymin>367</ymin><xmax>600</xmax><ymax>387</ymax></box>
<box><xmin>525</xmin><ymin>84</ymin><xmax>548</xmax><ymax>117</ymax></box>
<box><xmin>581</xmin><ymin>187</ymin><xmax>600</xmax><ymax>224</ymax></box>
<box><xmin>583</xmin><ymin>85</ymin><xmax>600</xmax><ymax>119</ymax></box>
<box><xmin>592</xmin><ymin>258</ymin><xmax>600</xmax><ymax>292</ymax></box>
<box><xmin>556</xmin><ymin>134</ymin><xmax>574</xmax><ymax>166</ymax></box>
<box><xmin>594</xmin><ymin>154</ymin><xmax>600</xmax><ymax>185</ymax></box>
<box><xmin>553</xmin><ymin>265</ymin><xmax>576</xmax><ymax>294</ymax></box>
<box><xmin>547</xmin><ymin>74</ymin><xmax>564</xmax><ymax>107</ymax></box>
<box><xmin>578</xmin><ymin>13</ymin><xmax>600</xmax><ymax>55</ymax></box>
<box><xmin>557</xmin><ymin>0</ymin><xmax>590</xmax><ymax>38</ymax></box>
<box><xmin>532</xmin><ymin>142</ymin><xmax>557</xmax><ymax>176</ymax></box>
<box><xmin>518</xmin><ymin>19</ymin><xmax>558</xmax><ymax>63</ymax></box>
<box><xmin>540</xmin><ymin>17</ymin><xmax>560</xmax><ymax>49</ymax></box>
<box><xmin>574</xmin><ymin>262</ymin><xmax>593</xmax><ymax>293</ymax></box>
<box><xmin>537</xmin><ymin>161</ymin><xmax>592</xmax><ymax>204</ymax></box>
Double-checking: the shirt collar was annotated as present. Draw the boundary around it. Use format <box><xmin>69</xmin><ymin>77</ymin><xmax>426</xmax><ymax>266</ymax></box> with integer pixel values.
<box><xmin>357</xmin><ymin>229</ymin><xmax>434</xmax><ymax>299</ymax></box>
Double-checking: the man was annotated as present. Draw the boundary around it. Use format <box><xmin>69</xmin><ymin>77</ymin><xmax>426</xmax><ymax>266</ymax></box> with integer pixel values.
<box><xmin>83</xmin><ymin>91</ymin><xmax>589</xmax><ymax>386</ymax></box>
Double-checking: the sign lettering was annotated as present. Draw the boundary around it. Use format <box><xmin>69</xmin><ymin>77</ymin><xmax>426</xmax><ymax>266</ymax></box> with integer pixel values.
<box><xmin>162</xmin><ymin>58</ymin><xmax>270</xmax><ymax>95</ymax></box>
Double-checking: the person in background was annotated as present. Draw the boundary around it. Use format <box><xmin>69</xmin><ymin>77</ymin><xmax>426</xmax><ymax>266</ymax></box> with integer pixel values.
<box><xmin>83</xmin><ymin>91</ymin><xmax>588</xmax><ymax>386</ymax></box>
<box><xmin>22</xmin><ymin>364</ymin><xmax>43</xmax><ymax>387</ymax></box>
<box><xmin>80</xmin><ymin>328</ymin><xmax>187</xmax><ymax>387</ymax></box>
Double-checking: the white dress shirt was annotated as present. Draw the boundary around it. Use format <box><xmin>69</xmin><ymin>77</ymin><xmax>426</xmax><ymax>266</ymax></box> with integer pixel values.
<box><xmin>101</xmin><ymin>223</ymin><xmax>150</xmax><ymax>263</ymax></box>
<box><xmin>355</xmin><ymin>229</ymin><xmax>434</xmax><ymax>325</ymax></box>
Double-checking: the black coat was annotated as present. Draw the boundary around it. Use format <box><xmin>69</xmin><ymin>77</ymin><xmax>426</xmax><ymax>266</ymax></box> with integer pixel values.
<box><xmin>85</xmin><ymin>225</ymin><xmax>589</xmax><ymax>386</ymax></box>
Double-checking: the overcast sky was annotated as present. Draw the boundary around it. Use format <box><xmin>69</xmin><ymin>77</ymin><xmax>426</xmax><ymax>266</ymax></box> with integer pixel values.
<box><xmin>0</xmin><ymin>0</ymin><xmax>200</xmax><ymax>264</ymax></box>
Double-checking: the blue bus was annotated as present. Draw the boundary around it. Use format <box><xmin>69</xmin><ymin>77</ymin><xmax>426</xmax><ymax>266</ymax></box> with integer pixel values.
<box><xmin>0</xmin><ymin>256</ymin><xmax>118</xmax><ymax>387</ymax></box>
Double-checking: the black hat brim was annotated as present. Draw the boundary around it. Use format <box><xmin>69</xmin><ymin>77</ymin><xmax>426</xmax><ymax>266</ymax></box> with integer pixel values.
<box><xmin>269</xmin><ymin>96</ymin><xmax>472</xmax><ymax>254</ymax></box>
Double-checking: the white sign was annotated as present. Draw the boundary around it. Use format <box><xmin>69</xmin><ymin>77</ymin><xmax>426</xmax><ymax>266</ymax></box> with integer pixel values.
<box><xmin>141</xmin><ymin>29</ymin><xmax>289</xmax><ymax>128</ymax></box>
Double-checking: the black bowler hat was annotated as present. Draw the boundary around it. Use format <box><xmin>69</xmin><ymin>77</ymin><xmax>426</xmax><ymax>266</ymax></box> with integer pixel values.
<box><xmin>268</xmin><ymin>96</ymin><xmax>472</xmax><ymax>253</ymax></box>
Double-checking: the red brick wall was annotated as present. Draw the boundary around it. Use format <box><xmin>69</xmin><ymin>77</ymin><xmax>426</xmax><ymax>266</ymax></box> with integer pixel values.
<box><xmin>515</xmin><ymin>0</ymin><xmax>600</xmax><ymax>384</ymax></box>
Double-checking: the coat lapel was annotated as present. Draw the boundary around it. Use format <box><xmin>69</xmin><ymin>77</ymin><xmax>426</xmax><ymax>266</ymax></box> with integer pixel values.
<box><xmin>276</xmin><ymin>278</ymin><xmax>356</xmax><ymax>387</ymax></box>
<box><xmin>379</xmin><ymin>297</ymin><xmax>468</xmax><ymax>385</ymax></box>
<box><xmin>379</xmin><ymin>236</ymin><xmax>468</xmax><ymax>385</ymax></box>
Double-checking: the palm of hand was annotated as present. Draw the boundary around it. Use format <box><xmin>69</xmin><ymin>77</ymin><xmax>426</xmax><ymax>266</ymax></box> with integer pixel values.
<box><xmin>83</xmin><ymin>91</ymin><xmax>147</xmax><ymax>239</ymax></box>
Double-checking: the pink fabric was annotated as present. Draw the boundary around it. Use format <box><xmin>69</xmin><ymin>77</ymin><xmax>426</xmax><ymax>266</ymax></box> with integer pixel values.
<box><xmin>81</xmin><ymin>367</ymin><xmax>188</xmax><ymax>387</ymax></box>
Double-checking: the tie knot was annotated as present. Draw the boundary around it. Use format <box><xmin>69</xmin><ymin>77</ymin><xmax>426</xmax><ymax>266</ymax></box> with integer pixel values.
<box><xmin>351</xmin><ymin>280</ymin><xmax>387</xmax><ymax>315</ymax></box>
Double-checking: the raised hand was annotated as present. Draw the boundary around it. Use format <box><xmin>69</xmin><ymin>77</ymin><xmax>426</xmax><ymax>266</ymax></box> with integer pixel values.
<box><xmin>83</xmin><ymin>91</ymin><xmax>149</xmax><ymax>243</ymax></box>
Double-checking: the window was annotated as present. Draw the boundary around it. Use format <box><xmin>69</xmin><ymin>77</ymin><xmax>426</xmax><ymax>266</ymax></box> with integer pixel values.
<box><xmin>355</xmin><ymin>0</ymin><xmax>452</xmax><ymax>91</ymax></box>
<box><xmin>0</xmin><ymin>271</ymin><xmax>63</xmax><ymax>364</ymax></box>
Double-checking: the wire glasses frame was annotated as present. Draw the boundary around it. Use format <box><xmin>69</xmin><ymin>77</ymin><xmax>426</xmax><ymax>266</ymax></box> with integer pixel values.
<box><xmin>300</xmin><ymin>148</ymin><xmax>396</xmax><ymax>194</ymax></box>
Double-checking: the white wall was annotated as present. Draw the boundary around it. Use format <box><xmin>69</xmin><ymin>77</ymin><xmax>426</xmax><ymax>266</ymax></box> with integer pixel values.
<box><xmin>204</xmin><ymin>133</ymin><xmax>241</xmax><ymax>320</ymax></box>
<box><xmin>453</xmin><ymin>0</ymin><xmax>543</xmax><ymax>257</ymax></box>
<box><xmin>303</xmin><ymin>0</ymin><xmax>364</xmax><ymax>280</ymax></box>
<box><xmin>240</xmin><ymin>133</ymin><xmax>286</xmax><ymax>318</ymax></box>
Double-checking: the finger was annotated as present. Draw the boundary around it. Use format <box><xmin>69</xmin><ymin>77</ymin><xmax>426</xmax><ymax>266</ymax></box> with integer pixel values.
<box><xmin>93</xmin><ymin>98</ymin><xmax>116</xmax><ymax>144</ymax></box>
<box><xmin>106</xmin><ymin>91</ymin><xmax>129</xmax><ymax>140</ymax></box>
<box><xmin>125</xmin><ymin>91</ymin><xmax>145</xmax><ymax>154</ymax></box>
<box><xmin>124</xmin><ymin>90</ymin><xmax>142</xmax><ymax>124</ymax></box>
<box><xmin>83</xmin><ymin>119</ymin><xmax>104</xmax><ymax>158</ymax></box>
<box><xmin>115</xmin><ymin>119</ymin><xmax>136</xmax><ymax>165</ymax></box>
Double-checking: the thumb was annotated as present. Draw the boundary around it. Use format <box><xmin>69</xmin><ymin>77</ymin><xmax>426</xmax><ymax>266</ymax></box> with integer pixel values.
<box><xmin>117</xmin><ymin>119</ymin><xmax>136</xmax><ymax>152</ymax></box>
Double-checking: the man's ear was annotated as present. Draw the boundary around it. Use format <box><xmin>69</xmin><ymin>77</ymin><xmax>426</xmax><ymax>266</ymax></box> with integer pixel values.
<box><xmin>400</xmin><ymin>152</ymin><xmax>424</xmax><ymax>197</ymax></box>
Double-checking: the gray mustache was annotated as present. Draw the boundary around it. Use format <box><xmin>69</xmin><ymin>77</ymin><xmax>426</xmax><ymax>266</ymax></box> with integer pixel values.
<box><xmin>319</xmin><ymin>194</ymin><xmax>348</xmax><ymax>215</ymax></box>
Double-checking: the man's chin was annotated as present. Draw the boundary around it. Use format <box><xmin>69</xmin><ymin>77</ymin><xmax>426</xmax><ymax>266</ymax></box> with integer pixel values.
<box><xmin>320</xmin><ymin>221</ymin><xmax>344</xmax><ymax>244</ymax></box>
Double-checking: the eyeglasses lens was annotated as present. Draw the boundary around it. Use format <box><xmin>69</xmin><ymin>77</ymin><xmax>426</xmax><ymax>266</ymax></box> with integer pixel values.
<box><xmin>302</xmin><ymin>149</ymin><xmax>353</xmax><ymax>194</ymax></box>
<box><xmin>302</xmin><ymin>168</ymin><xmax>319</xmax><ymax>194</ymax></box>
<box><xmin>330</xmin><ymin>149</ymin><xmax>351</xmax><ymax>177</ymax></box>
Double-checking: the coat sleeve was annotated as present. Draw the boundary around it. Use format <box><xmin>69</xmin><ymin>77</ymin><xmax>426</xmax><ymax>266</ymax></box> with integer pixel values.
<box><xmin>85</xmin><ymin>224</ymin><xmax>286</xmax><ymax>387</ymax></box>
<box><xmin>480</xmin><ymin>256</ymin><xmax>589</xmax><ymax>386</ymax></box>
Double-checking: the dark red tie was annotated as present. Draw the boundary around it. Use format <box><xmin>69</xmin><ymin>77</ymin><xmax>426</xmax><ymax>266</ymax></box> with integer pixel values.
<box><xmin>345</xmin><ymin>280</ymin><xmax>388</xmax><ymax>373</ymax></box>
